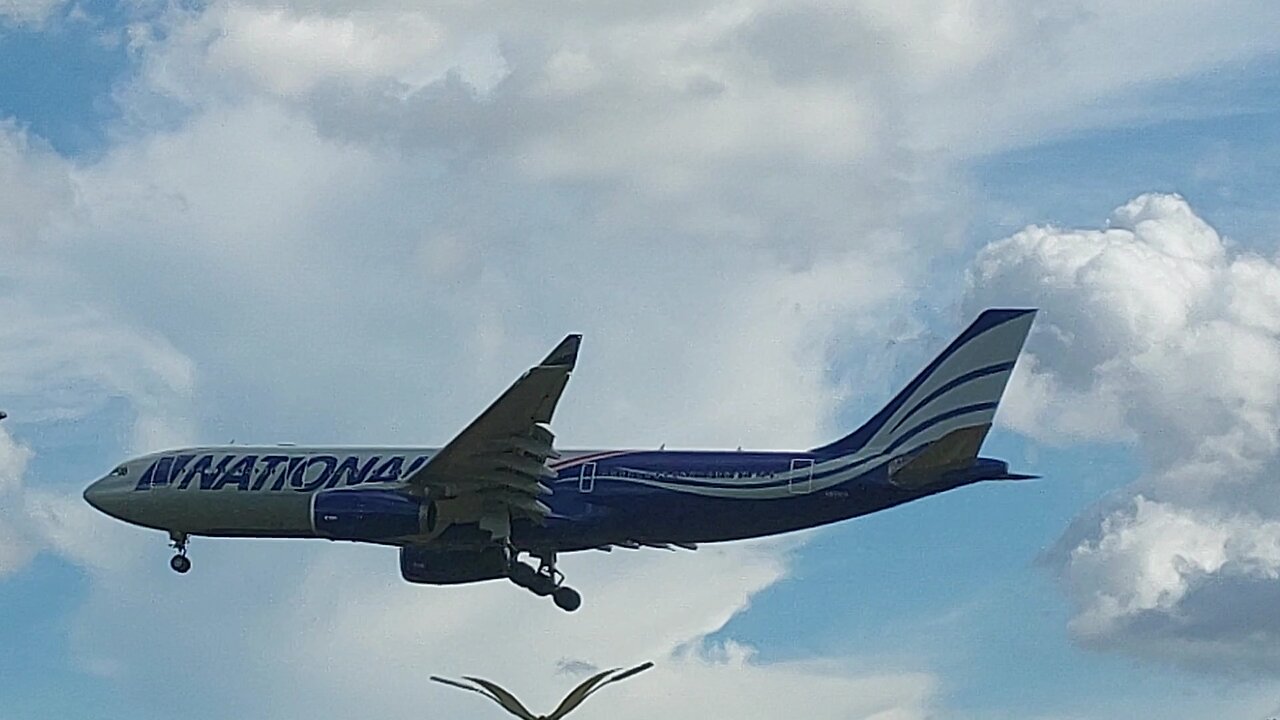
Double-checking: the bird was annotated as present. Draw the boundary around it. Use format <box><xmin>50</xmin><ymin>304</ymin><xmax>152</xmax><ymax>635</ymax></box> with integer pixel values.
<box><xmin>430</xmin><ymin>662</ymin><xmax>654</xmax><ymax>720</ymax></box>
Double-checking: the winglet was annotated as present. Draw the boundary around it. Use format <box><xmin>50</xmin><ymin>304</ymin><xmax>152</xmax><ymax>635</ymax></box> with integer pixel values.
<box><xmin>541</xmin><ymin>334</ymin><xmax>582</xmax><ymax>369</ymax></box>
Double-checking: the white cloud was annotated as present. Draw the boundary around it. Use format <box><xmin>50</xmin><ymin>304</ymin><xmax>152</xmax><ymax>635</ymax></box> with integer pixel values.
<box><xmin>608</xmin><ymin>644</ymin><xmax>936</xmax><ymax>720</ymax></box>
<box><xmin>0</xmin><ymin>296</ymin><xmax>196</xmax><ymax>446</ymax></box>
<box><xmin>0</xmin><ymin>422</ymin><xmax>156</xmax><ymax>579</ymax></box>
<box><xmin>3</xmin><ymin>6</ymin><xmax>945</xmax><ymax>717</ymax></box>
<box><xmin>21</xmin><ymin>52</ymin><xmax>934</xmax><ymax>718</ymax></box>
<box><xmin>0</xmin><ymin>426</ymin><xmax>37</xmax><ymax>575</ymax></box>
<box><xmin>125</xmin><ymin>4</ymin><xmax>507</xmax><ymax>113</ymax></box>
<box><xmin>56</xmin><ymin>88</ymin><xmax>923</xmax><ymax>449</ymax></box>
<box><xmin>0</xmin><ymin>120</ymin><xmax>75</xmax><ymax>248</ymax></box>
<box><xmin>884</xmin><ymin>1</ymin><xmax>1280</xmax><ymax>155</ymax></box>
<box><xmin>207</xmin><ymin>7</ymin><xmax>449</xmax><ymax>96</ymax></box>
<box><xmin>63</xmin><ymin>535</ymin><xmax>937</xmax><ymax>720</ymax></box>
<box><xmin>0</xmin><ymin>121</ymin><xmax>197</xmax><ymax>578</ymax></box>
<box><xmin>0</xmin><ymin>0</ymin><xmax>65</xmax><ymax>26</ymax></box>
<box><xmin>1065</xmin><ymin>497</ymin><xmax>1280</xmax><ymax>639</ymax></box>
<box><xmin>7</xmin><ymin>0</ymin><xmax>1280</xmax><ymax>714</ymax></box>
<box><xmin>966</xmin><ymin>193</ymin><xmax>1280</xmax><ymax>673</ymax></box>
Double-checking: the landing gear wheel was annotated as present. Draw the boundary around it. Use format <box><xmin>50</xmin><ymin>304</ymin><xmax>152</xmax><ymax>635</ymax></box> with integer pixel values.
<box><xmin>168</xmin><ymin>531</ymin><xmax>190</xmax><ymax>574</ymax></box>
<box><xmin>552</xmin><ymin>586</ymin><xmax>581</xmax><ymax>612</ymax></box>
<box><xmin>508</xmin><ymin>548</ymin><xmax>582</xmax><ymax>610</ymax></box>
<box><xmin>170</xmin><ymin>554</ymin><xmax>191</xmax><ymax>574</ymax></box>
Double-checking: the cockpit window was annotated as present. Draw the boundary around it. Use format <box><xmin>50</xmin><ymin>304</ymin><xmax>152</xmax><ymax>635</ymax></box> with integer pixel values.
<box><xmin>111</xmin><ymin>465</ymin><xmax>128</xmax><ymax>477</ymax></box>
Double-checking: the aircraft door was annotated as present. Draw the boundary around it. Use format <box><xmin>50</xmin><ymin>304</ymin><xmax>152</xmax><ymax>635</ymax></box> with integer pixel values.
<box><xmin>579</xmin><ymin>462</ymin><xmax>597</xmax><ymax>493</ymax></box>
<box><xmin>788</xmin><ymin>458</ymin><xmax>814</xmax><ymax>494</ymax></box>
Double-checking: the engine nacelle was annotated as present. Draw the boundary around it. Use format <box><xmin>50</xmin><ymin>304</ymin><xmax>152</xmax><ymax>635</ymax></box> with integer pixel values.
<box><xmin>399</xmin><ymin>545</ymin><xmax>508</xmax><ymax>585</ymax></box>
<box><xmin>313</xmin><ymin>488</ymin><xmax>437</xmax><ymax>542</ymax></box>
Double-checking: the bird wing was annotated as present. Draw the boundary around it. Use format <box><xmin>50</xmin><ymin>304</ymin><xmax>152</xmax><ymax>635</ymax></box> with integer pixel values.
<box><xmin>546</xmin><ymin>668</ymin><xmax>622</xmax><ymax>719</ymax></box>
<box><xmin>547</xmin><ymin>662</ymin><xmax>655</xmax><ymax>719</ymax></box>
<box><xmin>462</xmin><ymin>676</ymin><xmax>541</xmax><ymax>720</ymax></box>
<box><xmin>601</xmin><ymin>661</ymin><xmax>655</xmax><ymax>685</ymax></box>
<box><xmin>430</xmin><ymin>676</ymin><xmax>491</xmax><ymax>696</ymax></box>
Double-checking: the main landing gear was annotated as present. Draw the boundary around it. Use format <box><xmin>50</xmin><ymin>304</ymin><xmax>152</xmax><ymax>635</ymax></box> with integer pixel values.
<box><xmin>507</xmin><ymin>550</ymin><xmax>582</xmax><ymax>612</ymax></box>
<box><xmin>169</xmin><ymin>531</ymin><xmax>191</xmax><ymax>574</ymax></box>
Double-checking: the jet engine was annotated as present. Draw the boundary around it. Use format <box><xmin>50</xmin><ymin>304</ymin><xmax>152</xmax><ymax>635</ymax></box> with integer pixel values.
<box><xmin>399</xmin><ymin>545</ymin><xmax>508</xmax><ymax>585</ymax></box>
<box><xmin>313</xmin><ymin>488</ymin><xmax>437</xmax><ymax>542</ymax></box>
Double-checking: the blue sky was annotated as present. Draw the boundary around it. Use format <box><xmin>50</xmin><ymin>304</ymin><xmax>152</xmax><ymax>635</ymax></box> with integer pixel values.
<box><xmin>0</xmin><ymin>0</ymin><xmax>133</xmax><ymax>155</ymax></box>
<box><xmin>3</xmin><ymin>3</ymin><xmax>1280</xmax><ymax>720</ymax></box>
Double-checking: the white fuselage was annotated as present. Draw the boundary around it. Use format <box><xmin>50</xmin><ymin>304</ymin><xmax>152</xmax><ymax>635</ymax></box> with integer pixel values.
<box><xmin>84</xmin><ymin>446</ymin><xmax>610</xmax><ymax>539</ymax></box>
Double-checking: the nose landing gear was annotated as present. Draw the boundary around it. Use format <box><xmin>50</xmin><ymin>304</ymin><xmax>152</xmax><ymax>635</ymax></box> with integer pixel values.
<box><xmin>169</xmin><ymin>531</ymin><xmax>191</xmax><ymax>574</ymax></box>
<box><xmin>507</xmin><ymin>551</ymin><xmax>581</xmax><ymax>612</ymax></box>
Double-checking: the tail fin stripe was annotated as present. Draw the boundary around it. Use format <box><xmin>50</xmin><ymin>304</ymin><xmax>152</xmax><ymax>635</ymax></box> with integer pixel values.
<box><xmin>884</xmin><ymin>401</ymin><xmax>1000</xmax><ymax>455</ymax></box>
<box><xmin>888</xmin><ymin>361</ymin><xmax>1015</xmax><ymax>434</ymax></box>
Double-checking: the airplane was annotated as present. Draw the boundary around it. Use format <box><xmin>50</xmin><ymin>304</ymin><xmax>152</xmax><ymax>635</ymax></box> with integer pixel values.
<box><xmin>83</xmin><ymin>308</ymin><xmax>1038</xmax><ymax>612</ymax></box>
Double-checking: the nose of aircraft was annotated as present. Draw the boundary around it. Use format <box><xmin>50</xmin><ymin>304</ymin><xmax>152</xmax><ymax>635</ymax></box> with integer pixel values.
<box><xmin>83</xmin><ymin>480</ymin><xmax>107</xmax><ymax>513</ymax></box>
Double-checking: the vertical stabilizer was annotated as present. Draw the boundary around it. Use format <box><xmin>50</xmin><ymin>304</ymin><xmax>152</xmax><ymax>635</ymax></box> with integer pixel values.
<box><xmin>811</xmin><ymin>309</ymin><xmax>1036</xmax><ymax>463</ymax></box>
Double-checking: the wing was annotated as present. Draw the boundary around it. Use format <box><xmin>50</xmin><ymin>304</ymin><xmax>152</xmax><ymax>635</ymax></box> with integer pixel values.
<box><xmin>430</xmin><ymin>676</ymin><xmax>491</xmax><ymax>696</ymax></box>
<box><xmin>546</xmin><ymin>668</ymin><xmax>620</xmax><ymax>720</ymax></box>
<box><xmin>462</xmin><ymin>677</ymin><xmax>541</xmax><ymax>720</ymax></box>
<box><xmin>403</xmin><ymin>335</ymin><xmax>582</xmax><ymax>531</ymax></box>
<box><xmin>547</xmin><ymin>662</ymin><xmax>655</xmax><ymax>719</ymax></box>
<box><xmin>431</xmin><ymin>676</ymin><xmax>532</xmax><ymax>719</ymax></box>
<box><xmin>601</xmin><ymin>661</ymin><xmax>655</xmax><ymax>684</ymax></box>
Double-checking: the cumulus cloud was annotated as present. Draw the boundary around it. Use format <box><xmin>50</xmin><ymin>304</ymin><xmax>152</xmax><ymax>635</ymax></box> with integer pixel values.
<box><xmin>119</xmin><ymin>1</ymin><xmax>1280</xmax><ymax>161</ymax></box>
<box><xmin>63</xmin><ymin>534</ymin><xmax>937</xmax><ymax>720</ymax></box>
<box><xmin>0</xmin><ymin>121</ymin><xmax>197</xmax><ymax>577</ymax></box>
<box><xmin>8</xmin><ymin>0</ymin><xmax>1280</xmax><ymax>716</ymax></box>
<box><xmin>0</xmin><ymin>420</ymin><xmax>158</xmax><ymax>579</ymax></box>
<box><xmin>3</xmin><ymin>4</ymin><xmax>949</xmax><ymax>718</ymax></box>
<box><xmin>0</xmin><ymin>296</ymin><xmax>196</xmax><ymax>446</ymax></box>
<box><xmin>965</xmin><ymin>193</ymin><xmax>1280</xmax><ymax>674</ymax></box>
<box><xmin>129</xmin><ymin>4</ymin><xmax>506</xmax><ymax>104</ymax></box>
<box><xmin>17</xmin><ymin>16</ymin><xmax>937</xmax><ymax>715</ymax></box>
